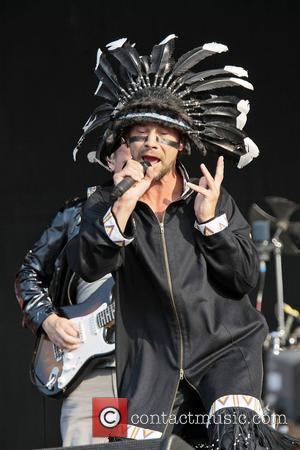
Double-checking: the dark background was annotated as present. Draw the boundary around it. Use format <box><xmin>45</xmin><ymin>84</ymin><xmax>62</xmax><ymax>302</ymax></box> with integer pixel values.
<box><xmin>2</xmin><ymin>1</ymin><xmax>300</xmax><ymax>449</ymax></box>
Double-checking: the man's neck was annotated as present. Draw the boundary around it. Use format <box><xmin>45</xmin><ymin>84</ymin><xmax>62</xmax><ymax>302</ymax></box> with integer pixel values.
<box><xmin>140</xmin><ymin>168</ymin><xmax>183</xmax><ymax>222</ymax></box>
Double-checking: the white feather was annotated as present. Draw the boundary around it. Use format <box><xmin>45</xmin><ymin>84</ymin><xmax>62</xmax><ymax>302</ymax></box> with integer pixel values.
<box><xmin>203</xmin><ymin>42</ymin><xmax>228</xmax><ymax>53</ymax></box>
<box><xmin>224</xmin><ymin>65</ymin><xmax>248</xmax><ymax>78</ymax></box>
<box><xmin>237</xmin><ymin>99</ymin><xmax>250</xmax><ymax>114</ymax></box>
<box><xmin>87</xmin><ymin>151</ymin><xmax>97</xmax><ymax>163</ymax></box>
<box><xmin>106</xmin><ymin>38</ymin><xmax>127</xmax><ymax>51</ymax></box>
<box><xmin>73</xmin><ymin>147</ymin><xmax>79</xmax><ymax>162</ymax></box>
<box><xmin>229</xmin><ymin>78</ymin><xmax>254</xmax><ymax>90</ymax></box>
<box><xmin>95</xmin><ymin>48</ymin><xmax>102</xmax><ymax>70</ymax></box>
<box><xmin>237</xmin><ymin>152</ymin><xmax>253</xmax><ymax>169</ymax></box>
<box><xmin>83</xmin><ymin>115</ymin><xmax>97</xmax><ymax>132</ymax></box>
<box><xmin>237</xmin><ymin>138</ymin><xmax>259</xmax><ymax>168</ymax></box>
<box><xmin>94</xmin><ymin>80</ymin><xmax>103</xmax><ymax>96</ymax></box>
<box><xmin>236</xmin><ymin>112</ymin><xmax>247</xmax><ymax>130</ymax></box>
<box><xmin>244</xmin><ymin>137</ymin><xmax>259</xmax><ymax>157</ymax></box>
<box><xmin>159</xmin><ymin>34</ymin><xmax>178</xmax><ymax>45</ymax></box>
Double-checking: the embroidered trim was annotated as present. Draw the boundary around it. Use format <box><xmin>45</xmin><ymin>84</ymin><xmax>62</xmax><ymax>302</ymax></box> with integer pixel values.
<box><xmin>194</xmin><ymin>213</ymin><xmax>228</xmax><ymax>236</ymax></box>
<box><xmin>208</xmin><ymin>394</ymin><xmax>264</xmax><ymax>421</ymax></box>
<box><xmin>126</xmin><ymin>424</ymin><xmax>162</xmax><ymax>440</ymax></box>
<box><xmin>103</xmin><ymin>207</ymin><xmax>134</xmax><ymax>247</ymax></box>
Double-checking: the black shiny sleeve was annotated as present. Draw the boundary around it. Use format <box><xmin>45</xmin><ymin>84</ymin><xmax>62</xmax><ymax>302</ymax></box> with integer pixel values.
<box><xmin>15</xmin><ymin>208</ymin><xmax>71</xmax><ymax>334</ymax></box>
<box><xmin>67</xmin><ymin>188</ymin><xmax>124</xmax><ymax>282</ymax></box>
<box><xmin>194</xmin><ymin>188</ymin><xmax>259</xmax><ymax>298</ymax></box>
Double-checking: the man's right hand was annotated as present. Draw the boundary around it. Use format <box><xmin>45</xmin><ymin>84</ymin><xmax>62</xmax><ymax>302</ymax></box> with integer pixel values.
<box><xmin>42</xmin><ymin>313</ymin><xmax>81</xmax><ymax>351</ymax></box>
<box><xmin>112</xmin><ymin>160</ymin><xmax>155</xmax><ymax>232</ymax></box>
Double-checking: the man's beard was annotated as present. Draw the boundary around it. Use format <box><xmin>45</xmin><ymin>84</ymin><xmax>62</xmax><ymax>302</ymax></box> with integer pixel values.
<box><xmin>153</xmin><ymin>161</ymin><xmax>175</xmax><ymax>181</ymax></box>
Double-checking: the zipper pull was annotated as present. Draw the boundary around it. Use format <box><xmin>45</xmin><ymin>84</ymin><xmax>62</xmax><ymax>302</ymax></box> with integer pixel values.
<box><xmin>180</xmin><ymin>369</ymin><xmax>184</xmax><ymax>380</ymax></box>
<box><xmin>160</xmin><ymin>223</ymin><xmax>164</xmax><ymax>233</ymax></box>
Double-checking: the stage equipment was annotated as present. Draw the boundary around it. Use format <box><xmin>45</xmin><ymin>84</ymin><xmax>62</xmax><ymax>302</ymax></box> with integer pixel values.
<box><xmin>265</xmin><ymin>349</ymin><xmax>300</xmax><ymax>424</ymax></box>
<box><xmin>250</xmin><ymin>196</ymin><xmax>300</xmax><ymax>350</ymax></box>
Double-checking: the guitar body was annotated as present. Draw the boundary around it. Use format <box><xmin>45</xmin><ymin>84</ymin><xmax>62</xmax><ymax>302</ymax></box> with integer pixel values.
<box><xmin>31</xmin><ymin>276</ymin><xmax>115</xmax><ymax>398</ymax></box>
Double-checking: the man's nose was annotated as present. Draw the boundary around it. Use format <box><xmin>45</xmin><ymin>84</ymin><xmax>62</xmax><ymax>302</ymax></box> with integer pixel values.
<box><xmin>144</xmin><ymin>129</ymin><xmax>158</xmax><ymax>148</ymax></box>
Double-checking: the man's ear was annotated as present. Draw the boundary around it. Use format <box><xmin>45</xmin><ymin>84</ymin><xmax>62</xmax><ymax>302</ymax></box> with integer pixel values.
<box><xmin>178</xmin><ymin>140</ymin><xmax>184</xmax><ymax>152</ymax></box>
<box><xmin>121</xmin><ymin>135</ymin><xmax>129</xmax><ymax>147</ymax></box>
<box><xmin>106</xmin><ymin>154</ymin><xmax>115</xmax><ymax>172</ymax></box>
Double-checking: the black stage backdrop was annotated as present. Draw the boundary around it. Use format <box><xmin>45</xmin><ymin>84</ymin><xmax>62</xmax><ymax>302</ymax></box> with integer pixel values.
<box><xmin>1</xmin><ymin>1</ymin><xmax>300</xmax><ymax>449</ymax></box>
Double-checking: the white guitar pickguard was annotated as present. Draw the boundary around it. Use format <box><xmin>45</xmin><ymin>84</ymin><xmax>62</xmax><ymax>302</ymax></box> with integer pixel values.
<box><xmin>57</xmin><ymin>302</ymin><xmax>115</xmax><ymax>389</ymax></box>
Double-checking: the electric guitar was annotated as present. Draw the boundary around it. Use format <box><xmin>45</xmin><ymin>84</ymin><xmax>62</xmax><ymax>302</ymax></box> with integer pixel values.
<box><xmin>30</xmin><ymin>275</ymin><xmax>115</xmax><ymax>398</ymax></box>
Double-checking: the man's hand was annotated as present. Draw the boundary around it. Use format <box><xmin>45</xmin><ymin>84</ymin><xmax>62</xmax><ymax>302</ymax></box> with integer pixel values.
<box><xmin>42</xmin><ymin>313</ymin><xmax>81</xmax><ymax>352</ymax></box>
<box><xmin>112</xmin><ymin>160</ymin><xmax>155</xmax><ymax>232</ymax></box>
<box><xmin>187</xmin><ymin>156</ymin><xmax>224</xmax><ymax>223</ymax></box>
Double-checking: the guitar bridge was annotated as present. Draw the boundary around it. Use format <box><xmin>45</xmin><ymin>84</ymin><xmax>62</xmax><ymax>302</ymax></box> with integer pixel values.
<box><xmin>45</xmin><ymin>367</ymin><xmax>59</xmax><ymax>390</ymax></box>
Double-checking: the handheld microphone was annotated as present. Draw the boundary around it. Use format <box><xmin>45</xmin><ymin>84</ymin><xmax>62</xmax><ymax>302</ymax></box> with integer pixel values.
<box><xmin>110</xmin><ymin>160</ymin><xmax>151</xmax><ymax>201</ymax></box>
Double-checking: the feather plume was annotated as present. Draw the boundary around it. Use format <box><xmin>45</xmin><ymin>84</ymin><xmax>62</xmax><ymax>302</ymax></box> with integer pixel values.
<box><xmin>140</xmin><ymin>55</ymin><xmax>151</xmax><ymax>86</ymax></box>
<box><xmin>95</xmin><ymin>48</ymin><xmax>124</xmax><ymax>97</ymax></box>
<box><xmin>94</xmin><ymin>80</ymin><xmax>120</xmax><ymax>102</ymax></box>
<box><xmin>107</xmin><ymin>39</ymin><xmax>142</xmax><ymax>79</ymax></box>
<box><xmin>197</xmin><ymin>106</ymin><xmax>239</xmax><ymax>118</ymax></box>
<box><xmin>199</xmin><ymin>95</ymin><xmax>242</xmax><ymax>106</ymax></box>
<box><xmin>188</xmin><ymin>77</ymin><xmax>254</xmax><ymax>93</ymax></box>
<box><xmin>171</xmin><ymin>42</ymin><xmax>228</xmax><ymax>76</ymax></box>
<box><xmin>237</xmin><ymin>99</ymin><xmax>250</xmax><ymax>114</ymax></box>
<box><xmin>202</xmin><ymin>121</ymin><xmax>246</xmax><ymax>143</ymax></box>
<box><xmin>200</xmin><ymin>137</ymin><xmax>254</xmax><ymax>168</ymax></box>
<box><xmin>182</xmin><ymin>66</ymin><xmax>248</xmax><ymax>85</ymax></box>
<box><xmin>82</xmin><ymin>104</ymin><xmax>114</xmax><ymax>134</ymax></box>
<box><xmin>150</xmin><ymin>34</ymin><xmax>177</xmax><ymax>76</ymax></box>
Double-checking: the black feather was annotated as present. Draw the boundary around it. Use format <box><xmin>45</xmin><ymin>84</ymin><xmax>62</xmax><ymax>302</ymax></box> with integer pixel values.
<box><xmin>182</xmin><ymin>67</ymin><xmax>247</xmax><ymax>85</ymax></box>
<box><xmin>150</xmin><ymin>35</ymin><xmax>176</xmax><ymax>77</ymax></box>
<box><xmin>95</xmin><ymin>81</ymin><xmax>119</xmax><ymax>102</ymax></box>
<box><xmin>83</xmin><ymin>104</ymin><xmax>114</xmax><ymax>134</ymax></box>
<box><xmin>199</xmin><ymin>95</ymin><xmax>242</xmax><ymax>106</ymax></box>
<box><xmin>108</xmin><ymin>40</ymin><xmax>142</xmax><ymax>78</ymax></box>
<box><xmin>94</xmin><ymin>49</ymin><xmax>122</xmax><ymax>96</ymax></box>
<box><xmin>140</xmin><ymin>55</ymin><xmax>151</xmax><ymax>75</ymax></box>
<box><xmin>189</xmin><ymin>77</ymin><xmax>253</xmax><ymax>93</ymax></box>
<box><xmin>201</xmin><ymin>121</ymin><xmax>246</xmax><ymax>142</ymax></box>
<box><xmin>202</xmin><ymin>138</ymin><xmax>245</xmax><ymax>160</ymax></box>
<box><xmin>190</xmin><ymin>106</ymin><xmax>239</xmax><ymax>117</ymax></box>
<box><xmin>172</xmin><ymin>43</ymin><xmax>228</xmax><ymax>76</ymax></box>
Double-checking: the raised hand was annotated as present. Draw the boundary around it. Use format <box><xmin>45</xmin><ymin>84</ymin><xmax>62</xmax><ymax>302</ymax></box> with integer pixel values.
<box><xmin>187</xmin><ymin>156</ymin><xmax>224</xmax><ymax>223</ymax></box>
<box><xmin>112</xmin><ymin>160</ymin><xmax>155</xmax><ymax>232</ymax></box>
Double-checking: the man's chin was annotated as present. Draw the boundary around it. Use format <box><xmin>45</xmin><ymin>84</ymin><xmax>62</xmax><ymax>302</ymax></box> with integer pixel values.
<box><xmin>152</xmin><ymin>165</ymin><xmax>172</xmax><ymax>182</ymax></box>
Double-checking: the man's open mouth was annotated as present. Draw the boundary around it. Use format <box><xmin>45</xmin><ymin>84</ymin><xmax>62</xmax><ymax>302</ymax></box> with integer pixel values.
<box><xmin>142</xmin><ymin>156</ymin><xmax>161</xmax><ymax>166</ymax></box>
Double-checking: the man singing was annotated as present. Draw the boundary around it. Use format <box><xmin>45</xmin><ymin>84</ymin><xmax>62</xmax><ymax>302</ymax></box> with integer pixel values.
<box><xmin>67</xmin><ymin>35</ymin><xmax>299</xmax><ymax>448</ymax></box>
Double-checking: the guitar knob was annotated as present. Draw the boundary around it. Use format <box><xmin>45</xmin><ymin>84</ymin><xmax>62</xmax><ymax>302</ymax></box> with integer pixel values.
<box><xmin>66</xmin><ymin>352</ymin><xmax>74</xmax><ymax>360</ymax></box>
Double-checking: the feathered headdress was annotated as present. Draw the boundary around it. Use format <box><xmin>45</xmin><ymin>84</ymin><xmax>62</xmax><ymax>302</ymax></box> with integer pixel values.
<box><xmin>74</xmin><ymin>34</ymin><xmax>259</xmax><ymax>170</ymax></box>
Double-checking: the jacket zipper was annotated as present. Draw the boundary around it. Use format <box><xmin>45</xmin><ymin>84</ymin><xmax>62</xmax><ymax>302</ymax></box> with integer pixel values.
<box><xmin>159</xmin><ymin>221</ymin><xmax>185</xmax><ymax>434</ymax></box>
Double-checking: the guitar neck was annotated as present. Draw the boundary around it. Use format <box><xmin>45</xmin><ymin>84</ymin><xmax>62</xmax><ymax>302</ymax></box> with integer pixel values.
<box><xmin>96</xmin><ymin>303</ymin><xmax>115</xmax><ymax>328</ymax></box>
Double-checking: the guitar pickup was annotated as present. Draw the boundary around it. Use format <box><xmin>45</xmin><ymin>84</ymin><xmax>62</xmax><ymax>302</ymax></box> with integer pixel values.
<box><xmin>79</xmin><ymin>322</ymin><xmax>85</xmax><ymax>342</ymax></box>
<box><xmin>53</xmin><ymin>344</ymin><xmax>63</xmax><ymax>362</ymax></box>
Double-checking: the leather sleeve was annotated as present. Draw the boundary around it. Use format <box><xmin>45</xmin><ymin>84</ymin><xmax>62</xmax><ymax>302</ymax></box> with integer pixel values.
<box><xmin>15</xmin><ymin>205</ymin><xmax>79</xmax><ymax>334</ymax></box>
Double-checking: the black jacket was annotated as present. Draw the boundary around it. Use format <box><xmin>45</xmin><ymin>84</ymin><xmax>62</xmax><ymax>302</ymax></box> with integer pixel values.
<box><xmin>67</xmin><ymin>173</ymin><xmax>269</xmax><ymax>434</ymax></box>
